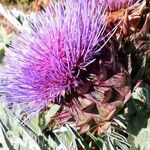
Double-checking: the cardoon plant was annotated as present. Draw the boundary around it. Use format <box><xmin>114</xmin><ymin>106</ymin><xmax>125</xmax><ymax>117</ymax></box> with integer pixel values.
<box><xmin>1</xmin><ymin>0</ymin><xmax>106</xmax><ymax>120</ymax></box>
<box><xmin>51</xmin><ymin>0</ymin><xmax>150</xmax><ymax>134</ymax></box>
<box><xmin>1</xmin><ymin>0</ymin><xmax>149</xmax><ymax>136</ymax></box>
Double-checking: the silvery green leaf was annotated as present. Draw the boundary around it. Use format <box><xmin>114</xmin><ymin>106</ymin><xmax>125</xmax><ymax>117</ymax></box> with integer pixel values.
<box><xmin>0</xmin><ymin>26</ymin><xmax>11</xmax><ymax>48</ymax></box>
<box><xmin>0</xmin><ymin>4</ymin><xmax>23</xmax><ymax>31</ymax></box>
<box><xmin>0</xmin><ymin>125</ymin><xmax>10</xmax><ymax>150</ymax></box>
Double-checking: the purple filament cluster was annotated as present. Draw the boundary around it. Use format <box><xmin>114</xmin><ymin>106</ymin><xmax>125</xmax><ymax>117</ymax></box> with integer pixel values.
<box><xmin>0</xmin><ymin>0</ymin><xmax>106</xmax><ymax>114</ymax></box>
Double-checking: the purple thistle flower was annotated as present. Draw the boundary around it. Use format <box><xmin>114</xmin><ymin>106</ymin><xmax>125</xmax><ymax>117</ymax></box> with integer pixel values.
<box><xmin>0</xmin><ymin>0</ymin><xmax>106</xmax><ymax>115</ymax></box>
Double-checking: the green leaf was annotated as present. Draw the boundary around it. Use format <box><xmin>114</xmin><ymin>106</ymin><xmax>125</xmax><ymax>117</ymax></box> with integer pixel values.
<box><xmin>135</xmin><ymin>128</ymin><xmax>150</xmax><ymax>150</ymax></box>
<box><xmin>0</xmin><ymin>121</ymin><xmax>15</xmax><ymax>150</ymax></box>
<box><xmin>66</xmin><ymin>125</ymin><xmax>90</xmax><ymax>150</ymax></box>
<box><xmin>127</xmin><ymin>107</ymin><xmax>150</xmax><ymax>150</ymax></box>
<box><xmin>134</xmin><ymin>55</ymin><xmax>146</xmax><ymax>80</ymax></box>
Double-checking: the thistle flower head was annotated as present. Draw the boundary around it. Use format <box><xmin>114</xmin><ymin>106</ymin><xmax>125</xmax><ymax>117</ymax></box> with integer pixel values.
<box><xmin>1</xmin><ymin>0</ymin><xmax>106</xmax><ymax>115</ymax></box>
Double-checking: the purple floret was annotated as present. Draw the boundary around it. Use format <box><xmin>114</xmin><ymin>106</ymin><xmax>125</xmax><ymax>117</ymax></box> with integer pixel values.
<box><xmin>0</xmin><ymin>0</ymin><xmax>106</xmax><ymax>115</ymax></box>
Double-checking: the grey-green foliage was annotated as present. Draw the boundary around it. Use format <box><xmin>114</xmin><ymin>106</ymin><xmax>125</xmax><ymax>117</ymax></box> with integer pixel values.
<box><xmin>127</xmin><ymin>84</ymin><xmax>150</xmax><ymax>150</ymax></box>
<box><xmin>0</xmin><ymin>26</ymin><xmax>8</xmax><ymax>63</ymax></box>
<box><xmin>0</xmin><ymin>4</ymin><xmax>28</xmax><ymax>31</ymax></box>
<box><xmin>0</xmin><ymin>101</ymin><xmax>132</xmax><ymax>150</ymax></box>
<box><xmin>0</xmin><ymin>48</ymin><xmax>4</xmax><ymax>63</ymax></box>
<box><xmin>87</xmin><ymin>116</ymin><xmax>130</xmax><ymax>150</ymax></box>
<box><xmin>0</xmin><ymin>103</ymin><xmax>84</xmax><ymax>150</ymax></box>
<box><xmin>0</xmin><ymin>4</ymin><xmax>25</xmax><ymax>63</ymax></box>
<box><xmin>0</xmin><ymin>4</ymin><xmax>34</xmax><ymax>64</ymax></box>
<box><xmin>127</xmin><ymin>109</ymin><xmax>150</xmax><ymax>150</ymax></box>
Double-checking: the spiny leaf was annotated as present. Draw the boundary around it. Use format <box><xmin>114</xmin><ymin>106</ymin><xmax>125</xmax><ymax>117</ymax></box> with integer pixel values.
<box><xmin>66</xmin><ymin>125</ymin><xmax>90</xmax><ymax>150</ymax></box>
<box><xmin>0</xmin><ymin>121</ymin><xmax>15</xmax><ymax>150</ymax></box>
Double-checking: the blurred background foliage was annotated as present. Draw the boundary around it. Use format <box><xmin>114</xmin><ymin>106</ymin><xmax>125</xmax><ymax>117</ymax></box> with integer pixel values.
<box><xmin>0</xmin><ymin>0</ymin><xmax>50</xmax><ymax>11</ymax></box>
<box><xmin>0</xmin><ymin>0</ymin><xmax>34</xmax><ymax>5</ymax></box>
<box><xmin>0</xmin><ymin>0</ymin><xmax>35</xmax><ymax>11</ymax></box>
